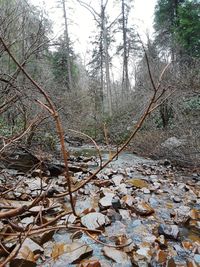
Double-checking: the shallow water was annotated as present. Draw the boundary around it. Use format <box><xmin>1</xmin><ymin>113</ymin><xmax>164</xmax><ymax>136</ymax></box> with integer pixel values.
<box><xmin>69</xmin><ymin>145</ymin><xmax>155</xmax><ymax>168</ymax></box>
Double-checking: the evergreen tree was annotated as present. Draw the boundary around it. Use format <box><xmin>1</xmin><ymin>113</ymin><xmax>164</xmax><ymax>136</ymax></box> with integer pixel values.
<box><xmin>154</xmin><ymin>0</ymin><xmax>200</xmax><ymax>59</ymax></box>
<box><xmin>175</xmin><ymin>0</ymin><xmax>200</xmax><ymax>58</ymax></box>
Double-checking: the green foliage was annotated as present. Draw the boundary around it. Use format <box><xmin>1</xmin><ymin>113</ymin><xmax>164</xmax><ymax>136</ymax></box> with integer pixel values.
<box><xmin>33</xmin><ymin>132</ymin><xmax>57</xmax><ymax>150</ymax></box>
<box><xmin>50</xmin><ymin>37</ymin><xmax>78</xmax><ymax>86</ymax></box>
<box><xmin>175</xmin><ymin>0</ymin><xmax>200</xmax><ymax>57</ymax></box>
<box><xmin>184</xmin><ymin>96</ymin><xmax>200</xmax><ymax>110</ymax></box>
<box><xmin>0</xmin><ymin>117</ymin><xmax>24</xmax><ymax>137</ymax></box>
<box><xmin>154</xmin><ymin>0</ymin><xmax>200</xmax><ymax>58</ymax></box>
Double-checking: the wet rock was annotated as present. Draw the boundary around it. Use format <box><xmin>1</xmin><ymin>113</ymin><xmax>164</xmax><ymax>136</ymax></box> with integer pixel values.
<box><xmin>99</xmin><ymin>195</ymin><xmax>113</xmax><ymax>209</ymax></box>
<box><xmin>161</xmin><ymin>137</ymin><xmax>186</xmax><ymax>149</ymax></box>
<box><xmin>117</xmin><ymin>183</ymin><xmax>128</xmax><ymax>195</ymax></box>
<box><xmin>51</xmin><ymin>242</ymin><xmax>93</xmax><ymax>265</ymax></box>
<box><xmin>174</xmin><ymin>206</ymin><xmax>190</xmax><ymax>224</ymax></box>
<box><xmin>106</xmin><ymin>208</ymin><xmax>122</xmax><ymax>222</ymax></box>
<box><xmin>102</xmin><ymin>247</ymin><xmax>131</xmax><ymax>265</ymax></box>
<box><xmin>133</xmin><ymin>244</ymin><xmax>152</xmax><ymax>263</ymax></box>
<box><xmin>121</xmin><ymin>195</ymin><xmax>134</xmax><ymax>207</ymax></box>
<box><xmin>101</xmin><ymin>188</ymin><xmax>115</xmax><ymax>197</ymax></box>
<box><xmin>173</xmin><ymin>196</ymin><xmax>181</xmax><ymax>203</ymax></box>
<box><xmin>112</xmin><ymin>174</ymin><xmax>123</xmax><ymax>186</ymax></box>
<box><xmin>173</xmin><ymin>244</ymin><xmax>189</xmax><ymax>257</ymax></box>
<box><xmin>158</xmin><ymin>224</ymin><xmax>179</xmax><ymax>240</ymax></box>
<box><xmin>81</xmin><ymin>212</ymin><xmax>110</xmax><ymax>230</ymax></box>
<box><xmin>134</xmin><ymin>201</ymin><xmax>154</xmax><ymax>216</ymax></box>
<box><xmin>142</xmin><ymin>188</ymin><xmax>150</xmax><ymax>194</ymax></box>
<box><xmin>112</xmin><ymin>197</ymin><xmax>121</xmax><ymax>210</ymax></box>
<box><xmin>194</xmin><ymin>254</ymin><xmax>200</xmax><ymax>265</ymax></box>
<box><xmin>119</xmin><ymin>209</ymin><xmax>131</xmax><ymax>220</ymax></box>
<box><xmin>149</xmin><ymin>197</ymin><xmax>159</xmax><ymax>208</ymax></box>
<box><xmin>105</xmin><ymin>221</ymin><xmax>127</xmax><ymax>238</ymax></box>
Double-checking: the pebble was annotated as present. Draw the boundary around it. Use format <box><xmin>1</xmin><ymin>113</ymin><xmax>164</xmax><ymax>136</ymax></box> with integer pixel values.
<box><xmin>134</xmin><ymin>201</ymin><xmax>154</xmax><ymax>216</ymax></box>
<box><xmin>143</xmin><ymin>188</ymin><xmax>150</xmax><ymax>194</ymax></box>
<box><xmin>173</xmin><ymin>196</ymin><xmax>181</xmax><ymax>203</ymax></box>
<box><xmin>194</xmin><ymin>254</ymin><xmax>200</xmax><ymax>265</ymax></box>
<box><xmin>158</xmin><ymin>224</ymin><xmax>179</xmax><ymax>240</ymax></box>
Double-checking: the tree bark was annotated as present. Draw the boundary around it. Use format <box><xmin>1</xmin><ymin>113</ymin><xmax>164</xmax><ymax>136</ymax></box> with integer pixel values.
<box><xmin>62</xmin><ymin>0</ymin><xmax>73</xmax><ymax>91</ymax></box>
<box><xmin>101</xmin><ymin>0</ymin><xmax>112</xmax><ymax>116</ymax></box>
<box><xmin>121</xmin><ymin>0</ymin><xmax>130</xmax><ymax>98</ymax></box>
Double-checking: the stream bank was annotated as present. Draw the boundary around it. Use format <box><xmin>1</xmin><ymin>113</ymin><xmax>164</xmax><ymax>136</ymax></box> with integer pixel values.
<box><xmin>0</xmin><ymin>145</ymin><xmax>199</xmax><ymax>266</ymax></box>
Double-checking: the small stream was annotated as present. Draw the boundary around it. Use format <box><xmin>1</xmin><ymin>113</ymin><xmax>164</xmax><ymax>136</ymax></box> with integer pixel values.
<box><xmin>69</xmin><ymin>145</ymin><xmax>156</xmax><ymax>167</ymax></box>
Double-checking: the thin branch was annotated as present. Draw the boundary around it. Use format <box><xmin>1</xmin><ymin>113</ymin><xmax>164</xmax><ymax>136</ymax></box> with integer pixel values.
<box><xmin>0</xmin><ymin>37</ymin><xmax>77</xmax><ymax>217</ymax></box>
<box><xmin>54</xmin><ymin>62</ymin><xmax>171</xmax><ymax>198</ymax></box>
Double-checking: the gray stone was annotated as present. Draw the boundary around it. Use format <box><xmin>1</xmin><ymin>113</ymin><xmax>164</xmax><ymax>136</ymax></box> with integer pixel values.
<box><xmin>158</xmin><ymin>224</ymin><xmax>179</xmax><ymax>239</ymax></box>
<box><xmin>161</xmin><ymin>137</ymin><xmax>186</xmax><ymax>149</ymax></box>
<box><xmin>194</xmin><ymin>254</ymin><xmax>200</xmax><ymax>265</ymax></box>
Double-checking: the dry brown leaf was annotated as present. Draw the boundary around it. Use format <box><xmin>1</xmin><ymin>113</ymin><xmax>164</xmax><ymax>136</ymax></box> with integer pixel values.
<box><xmin>79</xmin><ymin>259</ymin><xmax>101</xmax><ymax>267</ymax></box>
<box><xmin>19</xmin><ymin>246</ymin><xmax>35</xmax><ymax>262</ymax></box>
<box><xmin>51</xmin><ymin>243</ymin><xmax>65</xmax><ymax>260</ymax></box>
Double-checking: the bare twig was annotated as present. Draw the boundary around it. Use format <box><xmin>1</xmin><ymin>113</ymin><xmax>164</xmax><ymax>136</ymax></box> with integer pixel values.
<box><xmin>86</xmin><ymin>231</ymin><xmax>132</xmax><ymax>248</ymax></box>
<box><xmin>54</xmin><ymin>61</ymin><xmax>171</xmax><ymax>197</ymax></box>
<box><xmin>0</xmin><ymin>37</ymin><xmax>77</xmax><ymax>217</ymax></box>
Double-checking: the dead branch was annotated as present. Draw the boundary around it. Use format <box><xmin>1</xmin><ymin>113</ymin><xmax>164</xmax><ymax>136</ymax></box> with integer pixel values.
<box><xmin>0</xmin><ymin>117</ymin><xmax>40</xmax><ymax>154</ymax></box>
<box><xmin>0</xmin><ymin>37</ymin><xmax>77</xmax><ymax>217</ymax></box>
<box><xmin>86</xmin><ymin>231</ymin><xmax>132</xmax><ymax>248</ymax></box>
<box><xmin>53</xmin><ymin>60</ymin><xmax>171</xmax><ymax>198</ymax></box>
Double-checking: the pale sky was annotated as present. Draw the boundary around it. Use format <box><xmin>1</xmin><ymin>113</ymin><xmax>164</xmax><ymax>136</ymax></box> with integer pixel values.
<box><xmin>31</xmin><ymin>0</ymin><xmax>157</xmax><ymax>57</ymax></box>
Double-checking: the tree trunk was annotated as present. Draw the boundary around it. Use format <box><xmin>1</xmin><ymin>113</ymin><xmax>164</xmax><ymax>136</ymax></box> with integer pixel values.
<box><xmin>121</xmin><ymin>0</ymin><xmax>130</xmax><ymax>98</ymax></box>
<box><xmin>101</xmin><ymin>0</ymin><xmax>112</xmax><ymax>116</ymax></box>
<box><xmin>62</xmin><ymin>0</ymin><xmax>73</xmax><ymax>91</ymax></box>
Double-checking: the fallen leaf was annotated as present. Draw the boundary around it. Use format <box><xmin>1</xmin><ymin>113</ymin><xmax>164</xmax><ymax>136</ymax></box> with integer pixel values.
<box><xmin>189</xmin><ymin>209</ymin><xmax>200</xmax><ymax>220</ymax></box>
<box><xmin>79</xmin><ymin>259</ymin><xmax>101</xmax><ymax>267</ymax></box>
<box><xmin>19</xmin><ymin>246</ymin><xmax>35</xmax><ymax>262</ymax></box>
<box><xmin>127</xmin><ymin>179</ymin><xmax>149</xmax><ymax>188</ymax></box>
<box><xmin>51</xmin><ymin>243</ymin><xmax>65</xmax><ymax>260</ymax></box>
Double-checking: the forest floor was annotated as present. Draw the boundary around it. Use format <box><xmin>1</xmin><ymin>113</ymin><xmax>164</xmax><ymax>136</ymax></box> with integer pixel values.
<box><xmin>0</xmin><ymin>145</ymin><xmax>200</xmax><ymax>266</ymax></box>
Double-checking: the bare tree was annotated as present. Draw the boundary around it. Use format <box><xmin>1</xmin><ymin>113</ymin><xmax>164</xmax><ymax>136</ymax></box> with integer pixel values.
<box><xmin>77</xmin><ymin>0</ymin><xmax>114</xmax><ymax>116</ymax></box>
